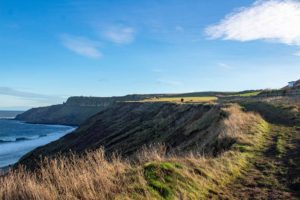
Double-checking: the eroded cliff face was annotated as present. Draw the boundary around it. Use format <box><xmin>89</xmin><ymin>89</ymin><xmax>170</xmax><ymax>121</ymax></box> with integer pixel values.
<box><xmin>18</xmin><ymin>102</ymin><xmax>263</xmax><ymax>170</ymax></box>
<box><xmin>15</xmin><ymin>91</ymin><xmax>258</xmax><ymax>126</ymax></box>
<box><xmin>15</xmin><ymin>104</ymin><xmax>106</xmax><ymax>126</ymax></box>
<box><xmin>15</xmin><ymin>95</ymin><xmax>160</xmax><ymax>126</ymax></box>
<box><xmin>15</xmin><ymin>97</ymin><xmax>120</xmax><ymax>126</ymax></box>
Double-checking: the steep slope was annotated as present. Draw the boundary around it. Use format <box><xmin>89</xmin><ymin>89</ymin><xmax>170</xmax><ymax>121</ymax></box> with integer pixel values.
<box><xmin>3</xmin><ymin>102</ymin><xmax>272</xmax><ymax>200</ymax></box>
<box><xmin>15</xmin><ymin>96</ymin><xmax>130</xmax><ymax>126</ymax></box>
<box><xmin>15</xmin><ymin>104</ymin><xmax>104</xmax><ymax>126</ymax></box>
<box><xmin>14</xmin><ymin>95</ymin><xmax>181</xmax><ymax>125</ymax></box>
<box><xmin>15</xmin><ymin>91</ymin><xmax>259</xmax><ymax>126</ymax></box>
<box><xmin>4</xmin><ymin>99</ymin><xmax>300</xmax><ymax>199</ymax></box>
<box><xmin>19</xmin><ymin>102</ymin><xmax>265</xmax><ymax>170</ymax></box>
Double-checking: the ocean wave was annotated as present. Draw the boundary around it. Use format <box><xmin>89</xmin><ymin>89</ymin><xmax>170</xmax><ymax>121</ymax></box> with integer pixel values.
<box><xmin>0</xmin><ymin>117</ymin><xmax>15</xmax><ymax>119</ymax></box>
<box><xmin>0</xmin><ymin>121</ymin><xmax>75</xmax><ymax>168</ymax></box>
<box><xmin>0</xmin><ymin>135</ymin><xmax>47</xmax><ymax>143</ymax></box>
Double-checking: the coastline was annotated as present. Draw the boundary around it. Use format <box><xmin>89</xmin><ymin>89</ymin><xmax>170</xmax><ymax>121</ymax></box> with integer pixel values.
<box><xmin>0</xmin><ymin>118</ymin><xmax>78</xmax><ymax>129</ymax></box>
<box><xmin>0</xmin><ymin>121</ymin><xmax>76</xmax><ymax>173</ymax></box>
<box><xmin>15</xmin><ymin>119</ymin><xmax>78</xmax><ymax>127</ymax></box>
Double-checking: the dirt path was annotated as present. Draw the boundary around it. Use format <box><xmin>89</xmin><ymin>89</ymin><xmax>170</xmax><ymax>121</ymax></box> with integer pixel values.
<box><xmin>216</xmin><ymin>125</ymin><xmax>300</xmax><ymax>200</ymax></box>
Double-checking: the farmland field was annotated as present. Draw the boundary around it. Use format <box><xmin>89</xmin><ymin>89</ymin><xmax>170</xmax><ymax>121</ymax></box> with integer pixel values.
<box><xmin>138</xmin><ymin>96</ymin><xmax>217</xmax><ymax>103</ymax></box>
<box><xmin>230</xmin><ymin>91</ymin><xmax>261</xmax><ymax>97</ymax></box>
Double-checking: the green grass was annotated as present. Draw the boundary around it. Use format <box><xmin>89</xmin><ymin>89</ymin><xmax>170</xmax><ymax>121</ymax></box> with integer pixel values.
<box><xmin>239</xmin><ymin>101</ymin><xmax>299</xmax><ymax>126</ymax></box>
<box><xmin>230</xmin><ymin>91</ymin><xmax>261</xmax><ymax>97</ymax></box>
<box><xmin>239</xmin><ymin>91</ymin><xmax>261</xmax><ymax>97</ymax></box>
<box><xmin>275</xmin><ymin>135</ymin><xmax>285</xmax><ymax>157</ymax></box>
<box><xmin>143</xmin><ymin>162</ymin><xmax>196</xmax><ymax>200</ymax></box>
<box><xmin>141</xmin><ymin>114</ymin><xmax>270</xmax><ymax>199</ymax></box>
<box><xmin>275</xmin><ymin>128</ymin><xmax>289</xmax><ymax>158</ymax></box>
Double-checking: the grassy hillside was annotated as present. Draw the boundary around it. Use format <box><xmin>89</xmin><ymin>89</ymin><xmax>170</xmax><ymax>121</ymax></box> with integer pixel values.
<box><xmin>18</xmin><ymin>102</ymin><xmax>249</xmax><ymax>168</ymax></box>
<box><xmin>1</xmin><ymin>99</ymin><xmax>300</xmax><ymax>199</ymax></box>
<box><xmin>240</xmin><ymin>101</ymin><xmax>300</xmax><ymax>125</ymax></box>
<box><xmin>1</xmin><ymin>104</ymin><xmax>271</xmax><ymax>199</ymax></box>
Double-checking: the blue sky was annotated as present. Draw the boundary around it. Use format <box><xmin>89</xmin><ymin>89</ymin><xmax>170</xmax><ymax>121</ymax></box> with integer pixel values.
<box><xmin>1</xmin><ymin>0</ymin><xmax>300</xmax><ymax>110</ymax></box>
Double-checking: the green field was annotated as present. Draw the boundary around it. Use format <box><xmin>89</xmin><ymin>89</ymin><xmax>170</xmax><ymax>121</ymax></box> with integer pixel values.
<box><xmin>140</xmin><ymin>96</ymin><xmax>218</xmax><ymax>103</ymax></box>
<box><xmin>231</xmin><ymin>91</ymin><xmax>261</xmax><ymax>97</ymax></box>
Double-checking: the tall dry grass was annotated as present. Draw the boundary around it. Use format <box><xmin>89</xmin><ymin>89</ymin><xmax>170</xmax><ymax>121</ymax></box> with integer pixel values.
<box><xmin>218</xmin><ymin>105</ymin><xmax>263</xmax><ymax>146</ymax></box>
<box><xmin>263</xmin><ymin>96</ymin><xmax>300</xmax><ymax>107</ymax></box>
<box><xmin>0</xmin><ymin>104</ymin><xmax>269</xmax><ymax>200</ymax></box>
<box><xmin>0</xmin><ymin>149</ymin><xmax>131</xmax><ymax>200</ymax></box>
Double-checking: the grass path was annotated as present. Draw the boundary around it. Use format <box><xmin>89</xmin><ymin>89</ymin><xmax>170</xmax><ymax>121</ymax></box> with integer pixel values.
<box><xmin>215</xmin><ymin>125</ymin><xmax>300</xmax><ymax>199</ymax></box>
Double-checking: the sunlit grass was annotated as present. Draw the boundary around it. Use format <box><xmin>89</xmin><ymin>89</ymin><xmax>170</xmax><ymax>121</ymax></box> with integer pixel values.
<box><xmin>230</xmin><ymin>91</ymin><xmax>261</xmax><ymax>97</ymax></box>
<box><xmin>139</xmin><ymin>96</ymin><xmax>217</xmax><ymax>103</ymax></box>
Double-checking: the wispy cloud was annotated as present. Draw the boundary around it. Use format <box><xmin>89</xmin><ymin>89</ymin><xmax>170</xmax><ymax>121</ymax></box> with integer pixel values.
<box><xmin>175</xmin><ymin>25</ymin><xmax>184</xmax><ymax>32</ymax></box>
<box><xmin>0</xmin><ymin>86</ymin><xmax>65</xmax><ymax>107</ymax></box>
<box><xmin>218</xmin><ymin>62</ymin><xmax>233</xmax><ymax>70</ymax></box>
<box><xmin>102</xmin><ymin>26</ymin><xmax>135</xmax><ymax>44</ymax></box>
<box><xmin>294</xmin><ymin>51</ymin><xmax>300</xmax><ymax>56</ymax></box>
<box><xmin>205</xmin><ymin>0</ymin><xmax>300</xmax><ymax>46</ymax></box>
<box><xmin>0</xmin><ymin>86</ymin><xmax>69</xmax><ymax>110</ymax></box>
<box><xmin>0</xmin><ymin>87</ymin><xmax>64</xmax><ymax>104</ymax></box>
<box><xmin>60</xmin><ymin>34</ymin><xmax>102</xmax><ymax>58</ymax></box>
<box><xmin>0</xmin><ymin>87</ymin><xmax>51</xmax><ymax>99</ymax></box>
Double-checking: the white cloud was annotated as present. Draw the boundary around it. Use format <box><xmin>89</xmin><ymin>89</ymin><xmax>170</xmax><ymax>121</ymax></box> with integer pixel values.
<box><xmin>61</xmin><ymin>34</ymin><xmax>102</xmax><ymax>58</ymax></box>
<box><xmin>103</xmin><ymin>26</ymin><xmax>135</xmax><ymax>44</ymax></box>
<box><xmin>205</xmin><ymin>0</ymin><xmax>300</xmax><ymax>46</ymax></box>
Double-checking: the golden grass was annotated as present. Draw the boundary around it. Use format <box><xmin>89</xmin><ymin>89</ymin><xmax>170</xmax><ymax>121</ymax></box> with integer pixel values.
<box><xmin>0</xmin><ymin>105</ymin><xmax>269</xmax><ymax>200</ymax></box>
<box><xmin>219</xmin><ymin>105</ymin><xmax>266</xmax><ymax>146</ymax></box>
<box><xmin>264</xmin><ymin>96</ymin><xmax>300</xmax><ymax>107</ymax></box>
<box><xmin>0</xmin><ymin>150</ymin><xmax>131</xmax><ymax>200</ymax></box>
<box><xmin>138</xmin><ymin>96</ymin><xmax>217</xmax><ymax>103</ymax></box>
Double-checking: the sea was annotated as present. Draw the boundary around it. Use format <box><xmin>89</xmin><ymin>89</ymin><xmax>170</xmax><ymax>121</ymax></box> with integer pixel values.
<box><xmin>0</xmin><ymin>111</ymin><xmax>76</xmax><ymax>168</ymax></box>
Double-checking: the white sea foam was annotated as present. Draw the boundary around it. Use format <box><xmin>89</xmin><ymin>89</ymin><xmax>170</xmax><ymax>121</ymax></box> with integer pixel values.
<box><xmin>0</xmin><ymin>127</ymin><xmax>75</xmax><ymax>168</ymax></box>
<box><xmin>0</xmin><ymin>117</ymin><xmax>15</xmax><ymax>119</ymax></box>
